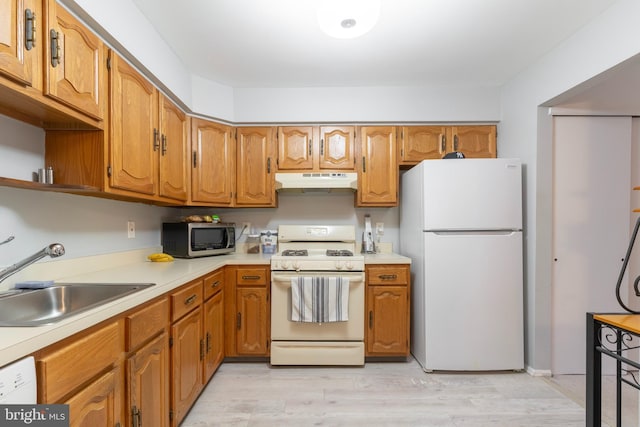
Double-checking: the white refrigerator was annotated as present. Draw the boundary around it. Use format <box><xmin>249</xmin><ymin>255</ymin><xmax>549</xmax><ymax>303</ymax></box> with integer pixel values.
<box><xmin>400</xmin><ymin>158</ymin><xmax>524</xmax><ymax>372</ymax></box>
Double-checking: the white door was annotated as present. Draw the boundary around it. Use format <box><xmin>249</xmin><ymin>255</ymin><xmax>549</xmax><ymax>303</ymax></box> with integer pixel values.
<box><xmin>552</xmin><ymin>116</ymin><xmax>631</xmax><ymax>374</ymax></box>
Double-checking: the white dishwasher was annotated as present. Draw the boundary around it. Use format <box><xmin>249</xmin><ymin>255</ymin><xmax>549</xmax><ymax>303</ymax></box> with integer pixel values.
<box><xmin>0</xmin><ymin>356</ymin><xmax>37</xmax><ymax>404</ymax></box>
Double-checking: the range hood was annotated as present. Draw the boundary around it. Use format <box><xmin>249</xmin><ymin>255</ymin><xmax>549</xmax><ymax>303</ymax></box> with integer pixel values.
<box><xmin>275</xmin><ymin>172</ymin><xmax>358</xmax><ymax>192</ymax></box>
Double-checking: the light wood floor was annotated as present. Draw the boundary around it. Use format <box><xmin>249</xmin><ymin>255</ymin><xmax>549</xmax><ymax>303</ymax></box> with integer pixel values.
<box><xmin>181</xmin><ymin>357</ymin><xmax>630</xmax><ymax>426</ymax></box>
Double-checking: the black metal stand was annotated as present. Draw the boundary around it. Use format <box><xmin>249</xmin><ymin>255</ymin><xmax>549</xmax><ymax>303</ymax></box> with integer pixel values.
<box><xmin>587</xmin><ymin>313</ymin><xmax>640</xmax><ymax>427</ymax></box>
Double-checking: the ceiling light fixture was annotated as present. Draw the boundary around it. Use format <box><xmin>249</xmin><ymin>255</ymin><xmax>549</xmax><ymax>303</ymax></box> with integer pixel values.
<box><xmin>316</xmin><ymin>0</ymin><xmax>382</xmax><ymax>39</ymax></box>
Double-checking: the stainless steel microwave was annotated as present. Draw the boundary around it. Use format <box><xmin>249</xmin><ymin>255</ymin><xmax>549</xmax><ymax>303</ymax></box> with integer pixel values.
<box><xmin>162</xmin><ymin>222</ymin><xmax>236</xmax><ymax>258</ymax></box>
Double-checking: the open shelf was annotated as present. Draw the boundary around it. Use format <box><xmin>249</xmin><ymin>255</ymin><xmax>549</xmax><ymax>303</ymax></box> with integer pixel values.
<box><xmin>0</xmin><ymin>177</ymin><xmax>100</xmax><ymax>194</ymax></box>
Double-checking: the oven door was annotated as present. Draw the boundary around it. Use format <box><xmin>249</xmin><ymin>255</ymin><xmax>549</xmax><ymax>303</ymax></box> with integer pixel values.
<box><xmin>270</xmin><ymin>271</ymin><xmax>365</xmax><ymax>341</ymax></box>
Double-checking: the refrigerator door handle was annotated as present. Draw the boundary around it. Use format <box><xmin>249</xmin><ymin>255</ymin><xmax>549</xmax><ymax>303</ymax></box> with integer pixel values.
<box><xmin>429</xmin><ymin>230</ymin><xmax>521</xmax><ymax>236</ymax></box>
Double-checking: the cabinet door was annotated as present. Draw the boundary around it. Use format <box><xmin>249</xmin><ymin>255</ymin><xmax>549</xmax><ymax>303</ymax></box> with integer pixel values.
<box><xmin>203</xmin><ymin>290</ymin><xmax>224</xmax><ymax>382</ymax></box>
<box><xmin>171</xmin><ymin>308</ymin><xmax>202</xmax><ymax>427</ymax></box>
<box><xmin>65</xmin><ymin>367</ymin><xmax>122</xmax><ymax>427</ymax></box>
<box><xmin>236</xmin><ymin>287</ymin><xmax>268</xmax><ymax>355</ymax></box>
<box><xmin>45</xmin><ymin>0</ymin><xmax>104</xmax><ymax>120</ymax></box>
<box><xmin>128</xmin><ymin>333</ymin><xmax>170</xmax><ymax>427</ymax></box>
<box><xmin>277</xmin><ymin>126</ymin><xmax>314</xmax><ymax>170</ymax></box>
<box><xmin>191</xmin><ymin>118</ymin><xmax>235</xmax><ymax>205</ymax></box>
<box><xmin>357</xmin><ymin>126</ymin><xmax>397</xmax><ymax>206</ymax></box>
<box><xmin>399</xmin><ymin>126</ymin><xmax>446</xmax><ymax>164</ymax></box>
<box><xmin>366</xmin><ymin>286</ymin><xmax>409</xmax><ymax>356</ymax></box>
<box><xmin>158</xmin><ymin>94</ymin><xmax>189</xmax><ymax>202</ymax></box>
<box><xmin>319</xmin><ymin>126</ymin><xmax>355</xmax><ymax>170</ymax></box>
<box><xmin>236</xmin><ymin>127</ymin><xmax>276</xmax><ymax>206</ymax></box>
<box><xmin>449</xmin><ymin>125</ymin><xmax>496</xmax><ymax>158</ymax></box>
<box><xmin>109</xmin><ymin>52</ymin><xmax>158</xmax><ymax>196</ymax></box>
<box><xmin>0</xmin><ymin>0</ymin><xmax>40</xmax><ymax>87</ymax></box>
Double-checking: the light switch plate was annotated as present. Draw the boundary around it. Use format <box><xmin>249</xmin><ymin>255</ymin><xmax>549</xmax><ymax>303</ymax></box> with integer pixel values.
<box><xmin>376</xmin><ymin>222</ymin><xmax>384</xmax><ymax>235</ymax></box>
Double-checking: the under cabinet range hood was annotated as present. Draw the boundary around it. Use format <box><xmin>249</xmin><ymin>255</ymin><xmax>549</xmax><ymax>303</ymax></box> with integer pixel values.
<box><xmin>275</xmin><ymin>172</ymin><xmax>358</xmax><ymax>192</ymax></box>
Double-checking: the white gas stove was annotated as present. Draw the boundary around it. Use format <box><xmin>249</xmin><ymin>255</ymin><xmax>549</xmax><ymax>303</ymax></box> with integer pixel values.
<box><xmin>270</xmin><ymin>225</ymin><xmax>364</xmax><ymax>272</ymax></box>
<box><xmin>270</xmin><ymin>225</ymin><xmax>365</xmax><ymax>366</ymax></box>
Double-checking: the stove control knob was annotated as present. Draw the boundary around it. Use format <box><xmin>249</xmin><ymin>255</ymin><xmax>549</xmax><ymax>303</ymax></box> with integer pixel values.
<box><xmin>281</xmin><ymin>260</ymin><xmax>290</xmax><ymax>269</ymax></box>
<box><xmin>335</xmin><ymin>261</ymin><xmax>344</xmax><ymax>270</ymax></box>
<box><xmin>292</xmin><ymin>261</ymin><xmax>301</xmax><ymax>271</ymax></box>
<box><xmin>345</xmin><ymin>261</ymin><xmax>354</xmax><ymax>270</ymax></box>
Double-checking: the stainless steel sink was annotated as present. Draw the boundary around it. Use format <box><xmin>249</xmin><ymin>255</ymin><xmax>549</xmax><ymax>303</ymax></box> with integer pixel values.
<box><xmin>0</xmin><ymin>283</ymin><xmax>155</xmax><ymax>326</ymax></box>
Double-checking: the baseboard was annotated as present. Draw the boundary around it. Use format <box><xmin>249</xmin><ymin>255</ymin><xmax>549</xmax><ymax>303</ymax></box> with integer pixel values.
<box><xmin>526</xmin><ymin>366</ymin><xmax>552</xmax><ymax>377</ymax></box>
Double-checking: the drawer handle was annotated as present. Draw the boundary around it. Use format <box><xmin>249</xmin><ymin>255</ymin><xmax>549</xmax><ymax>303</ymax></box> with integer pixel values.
<box><xmin>378</xmin><ymin>274</ymin><xmax>398</xmax><ymax>280</ymax></box>
<box><xmin>211</xmin><ymin>280</ymin><xmax>221</xmax><ymax>288</ymax></box>
<box><xmin>184</xmin><ymin>294</ymin><xmax>197</xmax><ymax>305</ymax></box>
<box><xmin>242</xmin><ymin>275</ymin><xmax>261</xmax><ymax>280</ymax></box>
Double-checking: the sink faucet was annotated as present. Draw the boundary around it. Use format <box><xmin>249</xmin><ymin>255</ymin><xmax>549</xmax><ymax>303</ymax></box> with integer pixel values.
<box><xmin>0</xmin><ymin>243</ymin><xmax>65</xmax><ymax>284</ymax></box>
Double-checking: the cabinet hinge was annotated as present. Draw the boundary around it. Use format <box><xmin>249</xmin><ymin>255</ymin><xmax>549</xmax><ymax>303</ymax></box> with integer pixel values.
<box><xmin>107</xmin><ymin>165</ymin><xmax>112</xmax><ymax>177</ymax></box>
<box><xmin>169</xmin><ymin>337</ymin><xmax>173</xmax><ymax>348</ymax></box>
<box><xmin>169</xmin><ymin>411</ymin><xmax>174</xmax><ymax>422</ymax></box>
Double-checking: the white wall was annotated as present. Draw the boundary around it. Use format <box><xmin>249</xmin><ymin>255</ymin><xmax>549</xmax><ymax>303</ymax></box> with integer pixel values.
<box><xmin>500</xmin><ymin>0</ymin><xmax>640</xmax><ymax>372</ymax></box>
<box><xmin>232</xmin><ymin>85</ymin><xmax>501</xmax><ymax>123</ymax></box>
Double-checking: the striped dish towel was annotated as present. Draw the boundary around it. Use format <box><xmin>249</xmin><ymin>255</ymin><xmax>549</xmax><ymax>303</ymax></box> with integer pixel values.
<box><xmin>291</xmin><ymin>276</ymin><xmax>350</xmax><ymax>322</ymax></box>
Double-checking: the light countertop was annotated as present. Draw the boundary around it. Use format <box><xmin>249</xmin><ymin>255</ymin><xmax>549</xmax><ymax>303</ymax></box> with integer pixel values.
<box><xmin>0</xmin><ymin>249</ymin><xmax>410</xmax><ymax>367</ymax></box>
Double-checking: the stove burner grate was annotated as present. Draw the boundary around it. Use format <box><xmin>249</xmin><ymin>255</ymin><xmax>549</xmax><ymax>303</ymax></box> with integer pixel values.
<box><xmin>326</xmin><ymin>249</ymin><xmax>353</xmax><ymax>257</ymax></box>
<box><xmin>281</xmin><ymin>249</ymin><xmax>308</xmax><ymax>256</ymax></box>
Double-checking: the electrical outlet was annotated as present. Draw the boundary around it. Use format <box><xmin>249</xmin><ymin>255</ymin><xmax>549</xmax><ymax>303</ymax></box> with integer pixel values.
<box><xmin>376</xmin><ymin>222</ymin><xmax>384</xmax><ymax>236</ymax></box>
<box><xmin>127</xmin><ymin>221</ymin><xmax>135</xmax><ymax>238</ymax></box>
<box><xmin>242</xmin><ymin>222</ymin><xmax>251</xmax><ymax>235</ymax></box>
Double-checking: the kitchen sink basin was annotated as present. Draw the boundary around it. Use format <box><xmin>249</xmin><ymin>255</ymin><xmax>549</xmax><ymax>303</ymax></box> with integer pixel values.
<box><xmin>0</xmin><ymin>283</ymin><xmax>155</xmax><ymax>327</ymax></box>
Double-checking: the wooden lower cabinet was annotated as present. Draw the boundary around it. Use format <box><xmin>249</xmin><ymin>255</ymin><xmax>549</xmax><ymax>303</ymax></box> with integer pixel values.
<box><xmin>127</xmin><ymin>332</ymin><xmax>170</xmax><ymax>427</ymax></box>
<box><xmin>36</xmin><ymin>320</ymin><xmax>124</xmax><ymax>426</ymax></box>
<box><xmin>225</xmin><ymin>265</ymin><xmax>270</xmax><ymax>357</ymax></box>
<box><xmin>124</xmin><ymin>297</ymin><xmax>170</xmax><ymax>427</ymax></box>
<box><xmin>170</xmin><ymin>300</ymin><xmax>203</xmax><ymax>426</ymax></box>
<box><xmin>203</xmin><ymin>270</ymin><xmax>225</xmax><ymax>381</ymax></box>
<box><xmin>365</xmin><ymin>264</ymin><xmax>411</xmax><ymax>357</ymax></box>
<box><xmin>65</xmin><ymin>366</ymin><xmax>122</xmax><ymax>427</ymax></box>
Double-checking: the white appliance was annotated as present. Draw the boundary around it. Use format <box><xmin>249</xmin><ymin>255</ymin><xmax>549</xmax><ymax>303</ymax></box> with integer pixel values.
<box><xmin>270</xmin><ymin>225</ymin><xmax>365</xmax><ymax>366</ymax></box>
<box><xmin>0</xmin><ymin>356</ymin><xmax>37</xmax><ymax>404</ymax></box>
<box><xmin>400</xmin><ymin>158</ymin><xmax>524</xmax><ymax>371</ymax></box>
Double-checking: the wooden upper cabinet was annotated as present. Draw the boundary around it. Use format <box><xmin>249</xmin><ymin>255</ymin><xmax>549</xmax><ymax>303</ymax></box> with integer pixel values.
<box><xmin>277</xmin><ymin>126</ymin><xmax>313</xmax><ymax>170</ymax></box>
<box><xmin>357</xmin><ymin>126</ymin><xmax>398</xmax><ymax>206</ymax></box>
<box><xmin>276</xmin><ymin>125</ymin><xmax>355</xmax><ymax>171</ymax></box>
<box><xmin>398</xmin><ymin>126</ymin><xmax>447</xmax><ymax>164</ymax></box>
<box><xmin>191</xmin><ymin>119</ymin><xmax>235</xmax><ymax>206</ymax></box>
<box><xmin>45</xmin><ymin>0</ymin><xmax>105</xmax><ymax>120</ymax></box>
<box><xmin>451</xmin><ymin>125</ymin><xmax>497</xmax><ymax>158</ymax></box>
<box><xmin>158</xmin><ymin>94</ymin><xmax>189</xmax><ymax>202</ymax></box>
<box><xmin>0</xmin><ymin>0</ymin><xmax>41</xmax><ymax>88</ymax></box>
<box><xmin>319</xmin><ymin>126</ymin><xmax>355</xmax><ymax>170</ymax></box>
<box><xmin>236</xmin><ymin>127</ymin><xmax>276</xmax><ymax>207</ymax></box>
<box><xmin>109</xmin><ymin>52</ymin><xmax>158</xmax><ymax>196</ymax></box>
<box><xmin>399</xmin><ymin>125</ymin><xmax>497</xmax><ymax>165</ymax></box>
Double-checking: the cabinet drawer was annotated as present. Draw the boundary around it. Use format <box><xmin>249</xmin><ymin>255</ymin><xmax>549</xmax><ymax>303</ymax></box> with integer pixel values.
<box><xmin>236</xmin><ymin>267</ymin><xmax>268</xmax><ymax>286</ymax></box>
<box><xmin>126</xmin><ymin>297</ymin><xmax>169</xmax><ymax>351</ymax></box>
<box><xmin>204</xmin><ymin>268</ymin><xmax>224</xmax><ymax>300</ymax></box>
<box><xmin>37</xmin><ymin>321</ymin><xmax>122</xmax><ymax>403</ymax></box>
<box><xmin>171</xmin><ymin>280</ymin><xmax>203</xmax><ymax>322</ymax></box>
<box><xmin>366</xmin><ymin>266</ymin><xmax>409</xmax><ymax>285</ymax></box>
